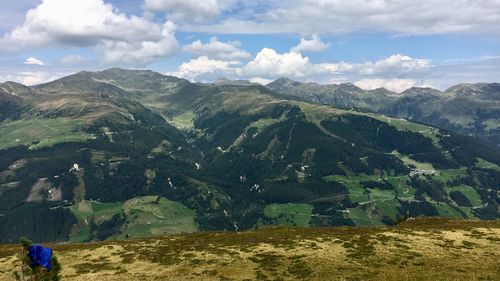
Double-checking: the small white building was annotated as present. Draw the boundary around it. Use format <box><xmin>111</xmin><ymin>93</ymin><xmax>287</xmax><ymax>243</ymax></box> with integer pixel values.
<box><xmin>69</xmin><ymin>163</ymin><xmax>80</xmax><ymax>172</ymax></box>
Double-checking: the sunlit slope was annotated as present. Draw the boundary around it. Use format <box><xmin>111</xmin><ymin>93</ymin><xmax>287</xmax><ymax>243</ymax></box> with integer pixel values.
<box><xmin>0</xmin><ymin>219</ymin><xmax>499</xmax><ymax>281</ymax></box>
<box><xmin>268</xmin><ymin>78</ymin><xmax>500</xmax><ymax>146</ymax></box>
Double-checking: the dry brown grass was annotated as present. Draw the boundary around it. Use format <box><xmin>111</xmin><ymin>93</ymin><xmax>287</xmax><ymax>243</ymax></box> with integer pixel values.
<box><xmin>0</xmin><ymin>218</ymin><xmax>499</xmax><ymax>281</ymax></box>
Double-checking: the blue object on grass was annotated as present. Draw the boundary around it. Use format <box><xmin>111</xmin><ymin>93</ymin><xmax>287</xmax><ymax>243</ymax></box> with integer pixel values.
<box><xmin>27</xmin><ymin>245</ymin><xmax>53</xmax><ymax>271</ymax></box>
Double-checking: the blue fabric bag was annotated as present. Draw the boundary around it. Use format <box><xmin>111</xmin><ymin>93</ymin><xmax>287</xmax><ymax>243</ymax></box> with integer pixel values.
<box><xmin>27</xmin><ymin>245</ymin><xmax>53</xmax><ymax>271</ymax></box>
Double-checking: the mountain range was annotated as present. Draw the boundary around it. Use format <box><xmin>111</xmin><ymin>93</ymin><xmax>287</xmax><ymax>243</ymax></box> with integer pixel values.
<box><xmin>267</xmin><ymin>78</ymin><xmax>500</xmax><ymax>147</ymax></box>
<box><xmin>0</xmin><ymin>68</ymin><xmax>499</xmax><ymax>243</ymax></box>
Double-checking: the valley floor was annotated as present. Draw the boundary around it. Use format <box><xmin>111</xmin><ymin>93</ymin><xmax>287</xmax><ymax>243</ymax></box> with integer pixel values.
<box><xmin>0</xmin><ymin>218</ymin><xmax>499</xmax><ymax>281</ymax></box>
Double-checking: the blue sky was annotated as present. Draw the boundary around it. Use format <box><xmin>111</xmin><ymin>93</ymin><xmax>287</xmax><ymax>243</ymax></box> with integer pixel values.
<box><xmin>1</xmin><ymin>0</ymin><xmax>500</xmax><ymax>92</ymax></box>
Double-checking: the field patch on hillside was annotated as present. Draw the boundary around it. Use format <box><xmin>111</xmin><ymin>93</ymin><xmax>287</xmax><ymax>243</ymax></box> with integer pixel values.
<box><xmin>117</xmin><ymin>196</ymin><xmax>198</xmax><ymax>238</ymax></box>
<box><xmin>475</xmin><ymin>157</ymin><xmax>500</xmax><ymax>171</ymax></box>
<box><xmin>261</xmin><ymin>203</ymin><xmax>313</xmax><ymax>227</ymax></box>
<box><xmin>68</xmin><ymin>196</ymin><xmax>198</xmax><ymax>242</ymax></box>
<box><xmin>0</xmin><ymin>118</ymin><xmax>95</xmax><ymax>150</ymax></box>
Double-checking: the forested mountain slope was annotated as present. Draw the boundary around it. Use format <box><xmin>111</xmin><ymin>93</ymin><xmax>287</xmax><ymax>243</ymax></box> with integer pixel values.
<box><xmin>268</xmin><ymin>78</ymin><xmax>500</xmax><ymax>146</ymax></box>
<box><xmin>0</xmin><ymin>69</ymin><xmax>499</xmax><ymax>243</ymax></box>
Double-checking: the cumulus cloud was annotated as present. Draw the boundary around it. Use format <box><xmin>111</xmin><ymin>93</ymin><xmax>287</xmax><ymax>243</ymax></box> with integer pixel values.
<box><xmin>239</xmin><ymin>49</ymin><xmax>431</xmax><ymax>80</ymax></box>
<box><xmin>168</xmin><ymin>48</ymin><xmax>317</xmax><ymax>82</ymax></box>
<box><xmin>142</xmin><ymin>0</ymin><xmax>220</xmax><ymax>22</ymax></box>
<box><xmin>291</xmin><ymin>34</ymin><xmax>330</xmax><ymax>53</ymax></box>
<box><xmin>1</xmin><ymin>0</ymin><xmax>179</xmax><ymax>65</ymax></box>
<box><xmin>181</xmin><ymin>0</ymin><xmax>500</xmax><ymax>36</ymax></box>
<box><xmin>171</xmin><ymin>47</ymin><xmax>433</xmax><ymax>82</ymax></box>
<box><xmin>239</xmin><ymin>48</ymin><xmax>315</xmax><ymax>78</ymax></box>
<box><xmin>183</xmin><ymin>37</ymin><xmax>251</xmax><ymax>60</ymax></box>
<box><xmin>167</xmin><ymin>56</ymin><xmax>239</xmax><ymax>81</ymax></box>
<box><xmin>99</xmin><ymin>21</ymin><xmax>178</xmax><ymax>65</ymax></box>
<box><xmin>0</xmin><ymin>71</ymin><xmax>63</xmax><ymax>86</ymax></box>
<box><xmin>167</xmin><ymin>45</ymin><xmax>434</xmax><ymax>92</ymax></box>
<box><xmin>358</xmin><ymin>54</ymin><xmax>432</xmax><ymax>76</ymax></box>
<box><xmin>24</xmin><ymin>57</ymin><xmax>44</xmax><ymax>66</ymax></box>
<box><xmin>249</xmin><ymin>77</ymin><xmax>274</xmax><ymax>85</ymax></box>
<box><xmin>168</xmin><ymin>47</ymin><xmax>434</xmax><ymax>89</ymax></box>
<box><xmin>354</xmin><ymin>79</ymin><xmax>432</xmax><ymax>93</ymax></box>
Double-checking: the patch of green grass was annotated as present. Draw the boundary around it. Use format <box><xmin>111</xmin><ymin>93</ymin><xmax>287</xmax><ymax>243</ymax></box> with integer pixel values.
<box><xmin>168</xmin><ymin>111</ymin><xmax>195</xmax><ymax>130</ymax></box>
<box><xmin>323</xmin><ymin>167</ymin><xmax>477</xmax><ymax>224</ymax></box>
<box><xmin>323</xmin><ymin>174</ymin><xmax>380</xmax><ymax>183</ymax></box>
<box><xmin>118</xmin><ymin>196</ymin><xmax>198</xmax><ymax>239</ymax></box>
<box><xmin>68</xmin><ymin>201</ymin><xmax>124</xmax><ymax>242</ymax></box>
<box><xmin>387</xmin><ymin>177</ymin><xmax>416</xmax><ymax>197</ymax></box>
<box><xmin>374</xmin><ymin>199</ymin><xmax>402</xmax><ymax>221</ymax></box>
<box><xmin>249</xmin><ymin>118</ymin><xmax>283</xmax><ymax>130</ymax></box>
<box><xmin>367</xmin><ymin>115</ymin><xmax>440</xmax><ymax>142</ymax></box>
<box><xmin>391</xmin><ymin>150</ymin><xmax>435</xmax><ymax>170</ymax></box>
<box><xmin>324</xmin><ymin>174</ymin><xmax>406</xmax><ymax>204</ymax></box>
<box><xmin>347</xmin><ymin>206</ymin><xmax>383</xmax><ymax>227</ymax></box>
<box><xmin>367</xmin><ymin>188</ymin><xmax>396</xmax><ymax>201</ymax></box>
<box><xmin>68</xmin><ymin>197</ymin><xmax>198</xmax><ymax>241</ymax></box>
<box><xmin>0</xmin><ymin>117</ymin><xmax>95</xmax><ymax>150</ymax></box>
<box><xmin>446</xmin><ymin>185</ymin><xmax>483</xmax><ymax>207</ymax></box>
<box><xmin>263</xmin><ymin>203</ymin><xmax>313</xmax><ymax>227</ymax></box>
<box><xmin>69</xmin><ymin>201</ymin><xmax>123</xmax><ymax>221</ymax></box>
<box><xmin>337</xmin><ymin>182</ymin><xmax>369</xmax><ymax>203</ymax></box>
<box><xmin>429</xmin><ymin>201</ymin><xmax>467</xmax><ymax>219</ymax></box>
<box><xmin>433</xmin><ymin>168</ymin><xmax>468</xmax><ymax>183</ymax></box>
<box><xmin>91</xmin><ymin>201</ymin><xmax>124</xmax><ymax>223</ymax></box>
<box><xmin>475</xmin><ymin>158</ymin><xmax>500</xmax><ymax>171</ymax></box>
<box><xmin>482</xmin><ymin>119</ymin><xmax>500</xmax><ymax>131</ymax></box>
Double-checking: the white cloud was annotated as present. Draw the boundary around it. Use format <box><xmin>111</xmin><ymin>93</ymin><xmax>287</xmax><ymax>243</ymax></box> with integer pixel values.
<box><xmin>183</xmin><ymin>37</ymin><xmax>251</xmax><ymax>60</ymax></box>
<box><xmin>249</xmin><ymin>77</ymin><xmax>273</xmax><ymax>85</ymax></box>
<box><xmin>142</xmin><ymin>0</ymin><xmax>220</xmax><ymax>22</ymax></box>
<box><xmin>20</xmin><ymin>71</ymin><xmax>60</xmax><ymax>85</ymax></box>
<box><xmin>239</xmin><ymin>49</ymin><xmax>431</xmax><ymax>80</ymax></box>
<box><xmin>24</xmin><ymin>57</ymin><xmax>44</xmax><ymax>66</ymax></box>
<box><xmin>354</xmin><ymin>79</ymin><xmax>433</xmax><ymax>93</ymax></box>
<box><xmin>167</xmin><ymin>56</ymin><xmax>239</xmax><ymax>81</ymax></box>
<box><xmin>60</xmin><ymin>55</ymin><xmax>84</xmax><ymax>65</ymax></box>
<box><xmin>359</xmin><ymin>54</ymin><xmax>432</xmax><ymax>76</ymax></box>
<box><xmin>180</xmin><ymin>0</ymin><xmax>500</xmax><ymax>36</ymax></box>
<box><xmin>168</xmin><ymin>47</ymin><xmax>434</xmax><ymax>90</ymax></box>
<box><xmin>0</xmin><ymin>71</ymin><xmax>63</xmax><ymax>86</ymax></box>
<box><xmin>291</xmin><ymin>34</ymin><xmax>330</xmax><ymax>53</ymax></box>
<box><xmin>1</xmin><ymin>0</ymin><xmax>179</xmax><ymax>65</ymax></box>
<box><xmin>239</xmin><ymin>48</ymin><xmax>315</xmax><ymax>78</ymax></box>
<box><xmin>169</xmin><ymin>49</ymin><xmax>318</xmax><ymax>81</ymax></box>
<box><xmin>316</xmin><ymin>62</ymin><xmax>355</xmax><ymax>74</ymax></box>
<box><xmin>99</xmin><ymin>21</ymin><xmax>178</xmax><ymax>65</ymax></box>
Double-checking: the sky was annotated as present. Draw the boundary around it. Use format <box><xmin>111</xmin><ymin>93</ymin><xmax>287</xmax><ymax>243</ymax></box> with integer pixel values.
<box><xmin>1</xmin><ymin>0</ymin><xmax>500</xmax><ymax>92</ymax></box>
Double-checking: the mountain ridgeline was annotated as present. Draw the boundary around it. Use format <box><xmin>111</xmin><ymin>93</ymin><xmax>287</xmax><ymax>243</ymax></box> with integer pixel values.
<box><xmin>267</xmin><ymin>78</ymin><xmax>500</xmax><ymax>147</ymax></box>
<box><xmin>0</xmin><ymin>68</ymin><xmax>499</xmax><ymax>243</ymax></box>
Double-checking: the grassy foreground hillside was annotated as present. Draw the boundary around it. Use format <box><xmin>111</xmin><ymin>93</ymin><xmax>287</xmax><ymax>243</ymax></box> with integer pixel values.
<box><xmin>0</xmin><ymin>218</ymin><xmax>499</xmax><ymax>281</ymax></box>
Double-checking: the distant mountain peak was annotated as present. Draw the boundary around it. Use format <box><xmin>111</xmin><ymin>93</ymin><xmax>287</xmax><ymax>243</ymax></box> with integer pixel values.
<box><xmin>215</xmin><ymin>78</ymin><xmax>255</xmax><ymax>86</ymax></box>
<box><xmin>336</xmin><ymin>82</ymin><xmax>363</xmax><ymax>90</ymax></box>
<box><xmin>270</xmin><ymin>77</ymin><xmax>300</xmax><ymax>85</ymax></box>
<box><xmin>446</xmin><ymin>82</ymin><xmax>500</xmax><ymax>92</ymax></box>
<box><xmin>0</xmin><ymin>81</ymin><xmax>37</xmax><ymax>98</ymax></box>
<box><xmin>400</xmin><ymin>87</ymin><xmax>443</xmax><ymax>96</ymax></box>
